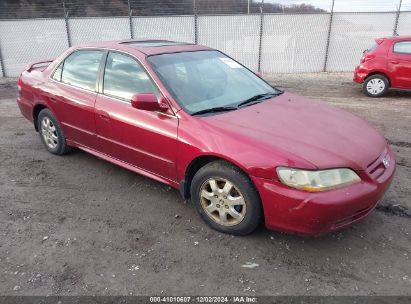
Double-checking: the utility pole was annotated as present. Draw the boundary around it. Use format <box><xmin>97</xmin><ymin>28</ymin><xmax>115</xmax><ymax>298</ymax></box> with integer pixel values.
<box><xmin>248</xmin><ymin>0</ymin><xmax>250</xmax><ymax>14</ymax></box>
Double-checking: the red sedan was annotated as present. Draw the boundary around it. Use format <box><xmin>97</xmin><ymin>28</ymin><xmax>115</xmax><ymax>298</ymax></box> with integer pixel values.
<box><xmin>17</xmin><ymin>40</ymin><xmax>395</xmax><ymax>236</ymax></box>
<box><xmin>354</xmin><ymin>36</ymin><xmax>411</xmax><ymax>97</ymax></box>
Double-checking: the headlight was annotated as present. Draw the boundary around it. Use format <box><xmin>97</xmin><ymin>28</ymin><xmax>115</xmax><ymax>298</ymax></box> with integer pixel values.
<box><xmin>276</xmin><ymin>167</ymin><xmax>361</xmax><ymax>192</ymax></box>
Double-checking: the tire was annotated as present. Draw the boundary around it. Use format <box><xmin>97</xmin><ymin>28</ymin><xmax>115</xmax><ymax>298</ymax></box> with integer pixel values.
<box><xmin>363</xmin><ymin>74</ymin><xmax>389</xmax><ymax>97</ymax></box>
<box><xmin>190</xmin><ymin>160</ymin><xmax>263</xmax><ymax>235</ymax></box>
<box><xmin>37</xmin><ymin>109</ymin><xmax>71</xmax><ymax>155</ymax></box>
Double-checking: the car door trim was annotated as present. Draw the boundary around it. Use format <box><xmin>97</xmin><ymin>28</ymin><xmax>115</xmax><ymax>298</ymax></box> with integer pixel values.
<box><xmin>96</xmin><ymin>133</ymin><xmax>174</xmax><ymax>165</ymax></box>
<box><xmin>66</xmin><ymin>139</ymin><xmax>179</xmax><ymax>187</ymax></box>
<box><xmin>96</xmin><ymin>92</ymin><xmax>177</xmax><ymax>118</ymax></box>
<box><xmin>61</xmin><ymin>121</ymin><xmax>95</xmax><ymax>136</ymax></box>
<box><xmin>49</xmin><ymin>77</ymin><xmax>99</xmax><ymax>95</ymax></box>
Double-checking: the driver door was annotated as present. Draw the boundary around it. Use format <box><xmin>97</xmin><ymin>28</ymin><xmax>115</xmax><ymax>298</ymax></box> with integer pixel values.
<box><xmin>94</xmin><ymin>51</ymin><xmax>178</xmax><ymax>181</ymax></box>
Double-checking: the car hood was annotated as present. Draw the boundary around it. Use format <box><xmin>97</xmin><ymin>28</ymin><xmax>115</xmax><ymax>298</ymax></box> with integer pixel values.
<box><xmin>203</xmin><ymin>92</ymin><xmax>386</xmax><ymax>170</ymax></box>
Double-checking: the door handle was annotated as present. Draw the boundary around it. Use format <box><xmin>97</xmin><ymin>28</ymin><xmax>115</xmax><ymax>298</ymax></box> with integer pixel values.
<box><xmin>98</xmin><ymin>110</ymin><xmax>110</xmax><ymax>121</ymax></box>
<box><xmin>391</xmin><ymin>60</ymin><xmax>400</xmax><ymax>64</ymax></box>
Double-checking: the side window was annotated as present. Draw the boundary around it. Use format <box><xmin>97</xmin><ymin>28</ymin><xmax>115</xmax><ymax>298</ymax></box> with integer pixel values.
<box><xmin>393</xmin><ymin>41</ymin><xmax>411</xmax><ymax>55</ymax></box>
<box><xmin>52</xmin><ymin>62</ymin><xmax>63</xmax><ymax>81</ymax></box>
<box><xmin>61</xmin><ymin>50</ymin><xmax>103</xmax><ymax>91</ymax></box>
<box><xmin>103</xmin><ymin>52</ymin><xmax>159</xmax><ymax>101</ymax></box>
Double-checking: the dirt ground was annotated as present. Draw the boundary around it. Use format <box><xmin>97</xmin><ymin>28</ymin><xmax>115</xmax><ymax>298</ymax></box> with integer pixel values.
<box><xmin>0</xmin><ymin>73</ymin><xmax>410</xmax><ymax>296</ymax></box>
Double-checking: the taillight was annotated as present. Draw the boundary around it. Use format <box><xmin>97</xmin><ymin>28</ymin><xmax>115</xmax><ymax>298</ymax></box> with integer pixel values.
<box><xmin>17</xmin><ymin>77</ymin><xmax>23</xmax><ymax>93</ymax></box>
<box><xmin>361</xmin><ymin>53</ymin><xmax>375</xmax><ymax>64</ymax></box>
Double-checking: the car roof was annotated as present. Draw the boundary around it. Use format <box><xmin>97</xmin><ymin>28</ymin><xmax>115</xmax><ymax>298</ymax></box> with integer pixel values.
<box><xmin>74</xmin><ymin>39</ymin><xmax>212</xmax><ymax>56</ymax></box>
<box><xmin>380</xmin><ymin>36</ymin><xmax>411</xmax><ymax>41</ymax></box>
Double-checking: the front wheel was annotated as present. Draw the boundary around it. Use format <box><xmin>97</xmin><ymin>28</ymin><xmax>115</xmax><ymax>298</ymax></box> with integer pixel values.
<box><xmin>363</xmin><ymin>74</ymin><xmax>389</xmax><ymax>97</ymax></box>
<box><xmin>190</xmin><ymin>161</ymin><xmax>263</xmax><ymax>235</ymax></box>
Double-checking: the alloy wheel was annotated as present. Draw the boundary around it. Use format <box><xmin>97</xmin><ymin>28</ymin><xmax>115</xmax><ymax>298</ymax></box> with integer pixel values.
<box><xmin>40</xmin><ymin>116</ymin><xmax>59</xmax><ymax>149</ymax></box>
<box><xmin>199</xmin><ymin>177</ymin><xmax>246</xmax><ymax>226</ymax></box>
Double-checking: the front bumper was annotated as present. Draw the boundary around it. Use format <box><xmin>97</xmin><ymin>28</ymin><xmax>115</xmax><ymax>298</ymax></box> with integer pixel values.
<box><xmin>251</xmin><ymin>147</ymin><xmax>396</xmax><ymax>236</ymax></box>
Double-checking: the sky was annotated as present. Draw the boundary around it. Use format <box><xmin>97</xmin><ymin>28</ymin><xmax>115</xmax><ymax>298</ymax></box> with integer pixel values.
<box><xmin>266</xmin><ymin>0</ymin><xmax>411</xmax><ymax>12</ymax></box>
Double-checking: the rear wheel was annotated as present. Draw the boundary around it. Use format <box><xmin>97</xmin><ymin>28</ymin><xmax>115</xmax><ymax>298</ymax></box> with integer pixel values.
<box><xmin>37</xmin><ymin>109</ymin><xmax>71</xmax><ymax>155</ymax></box>
<box><xmin>363</xmin><ymin>74</ymin><xmax>389</xmax><ymax>97</ymax></box>
<box><xmin>190</xmin><ymin>160</ymin><xmax>262</xmax><ymax>235</ymax></box>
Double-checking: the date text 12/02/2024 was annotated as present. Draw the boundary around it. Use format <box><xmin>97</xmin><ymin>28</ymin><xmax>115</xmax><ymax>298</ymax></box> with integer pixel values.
<box><xmin>149</xmin><ymin>296</ymin><xmax>258</xmax><ymax>303</ymax></box>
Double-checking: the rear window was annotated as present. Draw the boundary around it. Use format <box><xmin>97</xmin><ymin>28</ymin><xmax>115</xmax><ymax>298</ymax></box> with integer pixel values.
<box><xmin>366</xmin><ymin>43</ymin><xmax>378</xmax><ymax>53</ymax></box>
<box><xmin>393</xmin><ymin>41</ymin><xmax>411</xmax><ymax>54</ymax></box>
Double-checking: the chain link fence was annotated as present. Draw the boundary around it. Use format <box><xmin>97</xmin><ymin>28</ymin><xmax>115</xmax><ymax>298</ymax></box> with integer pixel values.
<box><xmin>0</xmin><ymin>0</ymin><xmax>410</xmax><ymax>77</ymax></box>
<box><xmin>398</xmin><ymin>11</ymin><xmax>411</xmax><ymax>34</ymax></box>
<box><xmin>326</xmin><ymin>12</ymin><xmax>399</xmax><ymax>71</ymax></box>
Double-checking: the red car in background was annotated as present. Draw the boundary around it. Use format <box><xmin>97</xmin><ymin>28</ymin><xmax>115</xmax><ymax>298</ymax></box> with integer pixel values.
<box><xmin>354</xmin><ymin>36</ymin><xmax>411</xmax><ymax>97</ymax></box>
<box><xmin>17</xmin><ymin>40</ymin><xmax>395</xmax><ymax>236</ymax></box>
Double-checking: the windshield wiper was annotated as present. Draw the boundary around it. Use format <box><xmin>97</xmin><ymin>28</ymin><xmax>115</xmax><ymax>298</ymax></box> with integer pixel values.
<box><xmin>237</xmin><ymin>92</ymin><xmax>281</xmax><ymax>108</ymax></box>
<box><xmin>191</xmin><ymin>106</ymin><xmax>238</xmax><ymax>116</ymax></box>
<box><xmin>190</xmin><ymin>91</ymin><xmax>283</xmax><ymax>116</ymax></box>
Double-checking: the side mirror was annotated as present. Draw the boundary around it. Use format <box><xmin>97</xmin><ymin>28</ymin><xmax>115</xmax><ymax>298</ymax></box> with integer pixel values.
<box><xmin>131</xmin><ymin>93</ymin><xmax>168</xmax><ymax>112</ymax></box>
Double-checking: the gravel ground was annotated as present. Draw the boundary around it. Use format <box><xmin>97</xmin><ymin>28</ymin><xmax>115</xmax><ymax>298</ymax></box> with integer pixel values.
<box><xmin>0</xmin><ymin>73</ymin><xmax>410</xmax><ymax>296</ymax></box>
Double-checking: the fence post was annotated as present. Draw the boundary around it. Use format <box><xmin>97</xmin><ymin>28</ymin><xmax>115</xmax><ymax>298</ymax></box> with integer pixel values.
<box><xmin>0</xmin><ymin>43</ymin><xmax>5</xmax><ymax>77</ymax></box>
<box><xmin>323</xmin><ymin>0</ymin><xmax>335</xmax><ymax>72</ymax></box>
<box><xmin>128</xmin><ymin>0</ymin><xmax>134</xmax><ymax>39</ymax></box>
<box><xmin>257</xmin><ymin>0</ymin><xmax>264</xmax><ymax>73</ymax></box>
<box><xmin>194</xmin><ymin>0</ymin><xmax>198</xmax><ymax>44</ymax></box>
<box><xmin>63</xmin><ymin>2</ymin><xmax>72</xmax><ymax>47</ymax></box>
<box><xmin>393</xmin><ymin>0</ymin><xmax>402</xmax><ymax>36</ymax></box>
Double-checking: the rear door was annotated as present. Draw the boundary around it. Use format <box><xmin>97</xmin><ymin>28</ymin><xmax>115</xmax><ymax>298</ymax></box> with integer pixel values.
<box><xmin>388</xmin><ymin>40</ymin><xmax>411</xmax><ymax>89</ymax></box>
<box><xmin>49</xmin><ymin>50</ymin><xmax>104</xmax><ymax>149</ymax></box>
<box><xmin>94</xmin><ymin>51</ymin><xmax>178</xmax><ymax>181</ymax></box>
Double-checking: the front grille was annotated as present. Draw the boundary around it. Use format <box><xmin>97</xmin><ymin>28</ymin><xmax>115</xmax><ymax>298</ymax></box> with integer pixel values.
<box><xmin>366</xmin><ymin>149</ymin><xmax>389</xmax><ymax>181</ymax></box>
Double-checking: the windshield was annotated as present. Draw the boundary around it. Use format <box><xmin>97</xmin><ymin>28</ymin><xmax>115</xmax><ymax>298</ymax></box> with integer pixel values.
<box><xmin>147</xmin><ymin>50</ymin><xmax>279</xmax><ymax>114</ymax></box>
